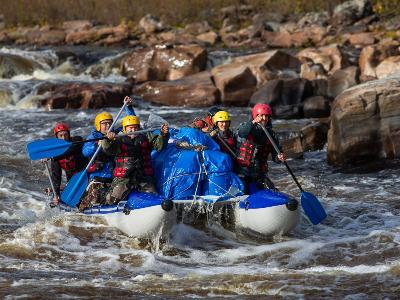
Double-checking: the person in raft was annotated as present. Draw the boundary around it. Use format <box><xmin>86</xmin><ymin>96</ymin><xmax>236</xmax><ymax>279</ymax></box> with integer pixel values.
<box><xmin>208</xmin><ymin>110</ymin><xmax>238</xmax><ymax>163</ymax></box>
<box><xmin>48</xmin><ymin>123</ymin><xmax>87</xmax><ymax>206</ymax></box>
<box><xmin>78</xmin><ymin>97</ymin><xmax>136</xmax><ymax>211</ymax></box>
<box><xmin>100</xmin><ymin>115</ymin><xmax>169</xmax><ymax>204</ymax></box>
<box><xmin>236</xmin><ymin>103</ymin><xmax>286</xmax><ymax>193</ymax></box>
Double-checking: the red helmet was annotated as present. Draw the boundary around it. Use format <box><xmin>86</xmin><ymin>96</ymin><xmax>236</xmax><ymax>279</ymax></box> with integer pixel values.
<box><xmin>252</xmin><ymin>103</ymin><xmax>272</xmax><ymax>119</ymax></box>
<box><xmin>53</xmin><ymin>123</ymin><xmax>70</xmax><ymax>136</ymax></box>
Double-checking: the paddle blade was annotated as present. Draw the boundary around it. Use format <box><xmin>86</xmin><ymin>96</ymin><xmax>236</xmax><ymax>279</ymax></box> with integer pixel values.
<box><xmin>26</xmin><ymin>138</ymin><xmax>71</xmax><ymax>160</ymax></box>
<box><xmin>301</xmin><ymin>191</ymin><xmax>327</xmax><ymax>225</ymax></box>
<box><xmin>61</xmin><ymin>170</ymin><xmax>89</xmax><ymax>207</ymax></box>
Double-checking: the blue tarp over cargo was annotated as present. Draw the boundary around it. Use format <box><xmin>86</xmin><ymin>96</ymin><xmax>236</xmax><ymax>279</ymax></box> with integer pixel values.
<box><xmin>152</xmin><ymin>128</ymin><xmax>244</xmax><ymax>200</ymax></box>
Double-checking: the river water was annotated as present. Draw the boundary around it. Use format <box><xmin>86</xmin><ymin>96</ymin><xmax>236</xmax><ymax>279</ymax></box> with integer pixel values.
<box><xmin>0</xmin><ymin>46</ymin><xmax>399</xmax><ymax>299</ymax></box>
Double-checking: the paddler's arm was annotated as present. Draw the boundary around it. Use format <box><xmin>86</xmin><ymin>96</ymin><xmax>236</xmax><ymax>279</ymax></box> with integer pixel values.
<box><xmin>148</xmin><ymin>123</ymin><xmax>170</xmax><ymax>152</ymax></box>
<box><xmin>99</xmin><ymin>132</ymin><xmax>121</xmax><ymax>155</ymax></box>
<box><xmin>49</xmin><ymin>159</ymin><xmax>62</xmax><ymax>195</ymax></box>
<box><xmin>237</xmin><ymin>120</ymin><xmax>254</xmax><ymax>138</ymax></box>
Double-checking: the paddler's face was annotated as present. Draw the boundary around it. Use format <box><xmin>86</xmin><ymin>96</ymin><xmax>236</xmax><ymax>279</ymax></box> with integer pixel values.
<box><xmin>100</xmin><ymin>119</ymin><xmax>113</xmax><ymax>134</ymax></box>
<box><xmin>258</xmin><ymin>114</ymin><xmax>270</xmax><ymax>126</ymax></box>
<box><xmin>125</xmin><ymin>124</ymin><xmax>140</xmax><ymax>136</ymax></box>
<box><xmin>217</xmin><ymin>121</ymin><xmax>230</xmax><ymax>132</ymax></box>
<box><xmin>56</xmin><ymin>130</ymin><xmax>70</xmax><ymax>141</ymax></box>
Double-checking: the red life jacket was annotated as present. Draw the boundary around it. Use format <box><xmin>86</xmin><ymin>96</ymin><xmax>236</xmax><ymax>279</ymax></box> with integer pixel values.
<box><xmin>87</xmin><ymin>141</ymin><xmax>108</xmax><ymax>173</ymax></box>
<box><xmin>214</xmin><ymin>130</ymin><xmax>236</xmax><ymax>156</ymax></box>
<box><xmin>237</xmin><ymin>134</ymin><xmax>272</xmax><ymax>171</ymax></box>
<box><xmin>58</xmin><ymin>155</ymin><xmax>77</xmax><ymax>179</ymax></box>
<box><xmin>113</xmin><ymin>135</ymin><xmax>154</xmax><ymax>178</ymax></box>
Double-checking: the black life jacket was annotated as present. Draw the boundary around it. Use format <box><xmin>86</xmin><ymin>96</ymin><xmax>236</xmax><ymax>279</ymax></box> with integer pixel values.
<box><xmin>58</xmin><ymin>155</ymin><xmax>78</xmax><ymax>180</ymax></box>
<box><xmin>214</xmin><ymin>130</ymin><xmax>237</xmax><ymax>156</ymax></box>
<box><xmin>237</xmin><ymin>134</ymin><xmax>273</xmax><ymax>172</ymax></box>
<box><xmin>113</xmin><ymin>135</ymin><xmax>154</xmax><ymax>178</ymax></box>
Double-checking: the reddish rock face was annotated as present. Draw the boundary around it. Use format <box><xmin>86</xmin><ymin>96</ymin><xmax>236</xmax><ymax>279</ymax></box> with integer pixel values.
<box><xmin>38</xmin><ymin>82</ymin><xmax>132</xmax><ymax>109</ymax></box>
<box><xmin>133</xmin><ymin>71</ymin><xmax>219</xmax><ymax>107</ymax></box>
<box><xmin>297</xmin><ymin>45</ymin><xmax>349</xmax><ymax>74</ymax></box>
<box><xmin>327</xmin><ymin>77</ymin><xmax>400</xmax><ymax>167</ymax></box>
<box><xmin>376</xmin><ymin>56</ymin><xmax>400</xmax><ymax>79</ymax></box>
<box><xmin>121</xmin><ymin>44</ymin><xmax>207</xmax><ymax>83</ymax></box>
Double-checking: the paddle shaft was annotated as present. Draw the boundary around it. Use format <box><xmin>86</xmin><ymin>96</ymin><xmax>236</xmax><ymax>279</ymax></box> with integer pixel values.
<box><xmin>70</xmin><ymin>128</ymin><xmax>160</xmax><ymax>146</ymax></box>
<box><xmin>258</xmin><ymin>124</ymin><xmax>304</xmax><ymax>192</ymax></box>
<box><xmin>215</xmin><ymin>134</ymin><xmax>237</xmax><ymax>158</ymax></box>
<box><xmin>43</xmin><ymin>160</ymin><xmax>57</xmax><ymax>196</ymax></box>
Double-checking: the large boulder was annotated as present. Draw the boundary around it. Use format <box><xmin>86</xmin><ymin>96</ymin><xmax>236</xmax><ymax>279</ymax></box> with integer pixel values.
<box><xmin>250</xmin><ymin>78</ymin><xmax>313</xmax><ymax>119</ymax></box>
<box><xmin>133</xmin><ymin>71</ymin><xmax>219</xmax><ymax>107</ymax></box>
<box><xmin>0</xmin><ymin>53</ymin><xmax>43</xmax><ymax>78</ymax></box>
<box><xmin>234</xmin><ymin>50</ymin><xmax>301</xmax><ymax>84</ymax></box>
<box><xmin>327</xmin><ymin>66</ymin><xmax>360</xmax><ymax>98</ymax></box>
<box><xmin>297</xmin><ymin>45</ymin><xmax>350</xmax><ymax>74</ymax></box>
<box><xmin>121</xmin><ymin>44</ymin><xmax>207</xmax><ymax>83</ymax></box>
<box><xmin>375</xmin><ymin>56</ymin><xmax>400</xmax><ymax>79</ymax></box>
<box><xmin>332</xmin><ymin>0</ymin><xmax>373</xmax><ymax>25</ymax></box>
<box><xmin>211</xmin><ymin>65</ymin><xmax>256</xmax><ymax>106</ymax></box>
<box><xmin>38</xmin><ymin>82</ymin><xmax>132</xmax><ymax>109</ymax></box>
<box><xmin>327</xmin><ymin>76</ymin><xmax>400</xmax><ymax>167</ymax></box>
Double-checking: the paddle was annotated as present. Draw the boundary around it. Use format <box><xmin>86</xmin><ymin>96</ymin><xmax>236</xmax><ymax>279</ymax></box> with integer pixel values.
<box><xmin>215</xmin><ymin>134</ymin><xmax>237</xmax><ymax>158</ymax></box>
<box><xmin>27</xmin><ymin>136</ymin><xmax>106</xmax><ymax>160</ymax></box>
<box><xmin>258</xmin><ymin>123</ymin><xmax>327</xmax><ymax>225</ymax></box>
<box><xmin>43</xmin><ymin>159</ymin><xmax>59</xmax><ymax>207</ymax></box>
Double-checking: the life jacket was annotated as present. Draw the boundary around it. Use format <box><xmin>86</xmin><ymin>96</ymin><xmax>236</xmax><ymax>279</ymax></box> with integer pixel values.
<box><xmin>87</xmin><ymin>141</ymin><xmax>110</xmax><ymax>174</ymax></box>
<box><xmin>214</xmin><ymin>130</ymin><xmax>236</xmax><ymax>156</ymax></box>
<box><xmin>237</xmin><ymin>134</ymin><xmax>273</xmax><ymax>172</ymax></box>
<box><xmin>113</xmin><ymin>135</ymin><xmax>154</xmax><ymax>178</ymax></box>
<box><xmin>58</xmin><ymin>155</ymin><xmax>78</xmax><ymax>179</ymax></box>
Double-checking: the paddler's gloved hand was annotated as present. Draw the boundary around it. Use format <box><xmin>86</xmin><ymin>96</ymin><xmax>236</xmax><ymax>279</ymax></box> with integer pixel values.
<box><xmin>161</xmin><ymin>123</ymin><xmax>169</xmax><ymax>136</ymax></box>
<box><xmin>106</xmin><ymin>132</ymin><xmax>116</xmax><ymax>141</ymax></box>
<box><xmin>209</xmin><ymin>129</ymin><xmax>218</xmax><ymax>137</ymax></box>
<box><xmin>194</xmin><ymin>145</ymin><xmax>208</xmax><ymax>152</ymax></box>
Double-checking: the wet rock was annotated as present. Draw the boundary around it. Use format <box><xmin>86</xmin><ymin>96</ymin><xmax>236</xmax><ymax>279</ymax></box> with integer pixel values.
<box><xmin>250</xmin><ymin>78</ymin><xmax>313</xmax><ymax>119</ymax></box>
<box><xmin>157</xmin><ymin>30</ymin><xmax>197</xmax><ymax>45</ymax></box>
<box><xmin>301</xmin><ymin>120</ymin><xmax>329</xmax><ymax>151</ymax></box>
<box><xmin>184</xmin><ymin>21</ymin><xmax>211</xmax><ymax>35</ymax></box>
<box><xmin>332</xmin><ymin>0</ymin><xmax>373</xmax><ymax>25</ymax></box>
<box><xmin>228</xmin><ymin>50</ymin><xmax>301</xmax><ymax>86</ymax></box>
<box><xmin>291</xmin><ymin>26</ymin><xmax>328</xmax><ymax>47</ymax></box>
<box><xmin>0</xmin><ymin>53</ymin><xmax>42</xmax><ymax>78</ymax></box>
<box><xmin>35</xmin><ymin>29</ymin><xmax>66</xmax><ymax>45</ymax></box>
<box><xmin>62</xmin><ymin>20</ymin><xmax>93</xmax><ymax>34</ymax></box>
<box><xmin>138</xmin><ymin>14</ymin><xmax>165</xmax><ymax>34</ymax></box>
<box><xmin>121</xmin><ymin>44</ymin><xmax>206</xmax><ymax>83</ymax></box>
<box><xmin>375</xmin><ymin>56</ymin><xmax>400</xmax><ymax>79</ymax></box>
<box><xmin>133</xmin><ymin>71</ymin><xmax>219</xmax><ymax>107</ymax></box>
<box><xmin>347</xmin><ymin>32</ymin><xmax>375</xmax><ymax>46</ymax></box>
<box><xmin>327</xmin><ymin>76</ymin><xmax>400</xmax><ymax>166</ymax></box>
<box><xmin>303</xmin><ymin>96</ymin><xmax>331</xmax><ymax>118</ymax></box>
<box><xmin>196</xmin><ymin>31</ymin><xmax>219</xmax><ymax>45</ymax></box>
<box><xmin>297</xmin><ymin>45</ymin><xmax>349</xmax><ymax>74</ymax></box>
<box><xmin>0</xmin><ymin>88</ymin><xmax>13</xmax><ymax>106</ymax></box>
<box><xmin>281</xmin><ymin>136</ymin><xmax>304</xmax><ymax>159</ymax></box>
<box><xmin>328</xmin><ymin>66</ymin><xmax>360</xmax><ymax>98</ymax></box>
<box><xmin>263</xmin><ymin>30</ymin><xmax>292</xmax><ymax>48</ymax></box>
<box><xmin>298</xmin><ymin>12</ymin><xmax>329</xmax><ymax>27</ymax></box>
<box><xmin>300</xmin><ymin>62</ymin><xmax>328</xmax><ymax>80</ymax></box>
<box><xmin>358</xmin><ymin>45</ymin><xmax>378</xmax><ymax>79</ymax></box>
<box><xmin>38</xmin><ymin>82</ymin><xmax>132</xmax><ymax>109</ymax></box>
<box><xmin>65</xmin><ymin>29</ymin><xmax>98</xmax><ymax>44</ymax></box>
<box><xmin>211</xmin><ymin>65</ymin><xmax>256</xmax><ymax>106</ymax></box>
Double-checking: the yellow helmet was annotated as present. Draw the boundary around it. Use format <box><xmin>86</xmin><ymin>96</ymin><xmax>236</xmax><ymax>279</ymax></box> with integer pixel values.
<box><xmin>95</xmin><ymin>112</ymin><xmax>113</xmax><ymax>131</ymax></box>
<box><xmin>122</xmin><ymin>115</ymin><xmax>140</xmax><ymax>133</ymax></box>
<box><xmin>213</xmin><ymin>111</ymin><xmax>231</xmax><ymax>123</ymax></box>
